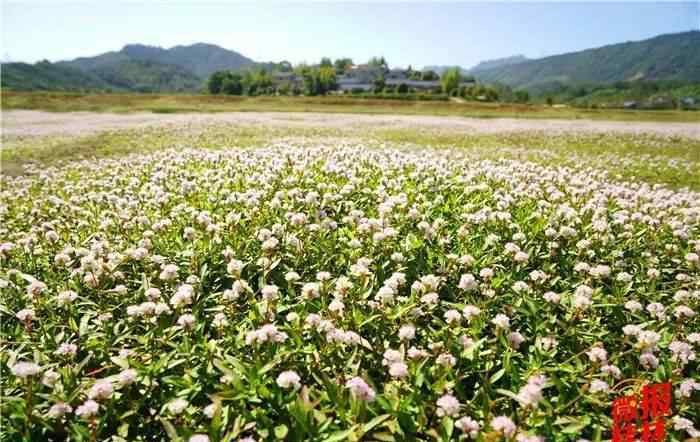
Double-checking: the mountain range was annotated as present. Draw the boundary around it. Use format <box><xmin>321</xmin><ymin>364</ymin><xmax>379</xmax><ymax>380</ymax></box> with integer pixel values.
<box><xmin>2</xmin><ymin>43</ymin><xmax>256</xmax><ymax>93</ymax></box>
<box><xmin>473</xmin><ymin>31</ymin><xmax>700</xmax><ymax>93</ymax></box>
<box><xmin>2</xmin><ymin>31</ymin><xmax>699</xmax><ymax>94</ymax></box>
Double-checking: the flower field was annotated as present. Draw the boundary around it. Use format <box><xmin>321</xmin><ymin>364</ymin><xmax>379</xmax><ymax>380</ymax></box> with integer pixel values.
<box><xmin>1</xmin><ymin>143</ymin><xmax>699</xmax><ymax>441</ymax></box>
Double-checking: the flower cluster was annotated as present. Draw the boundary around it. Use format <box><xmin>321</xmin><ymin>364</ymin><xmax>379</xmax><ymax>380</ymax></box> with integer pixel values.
<box><xmin>0</xmin><ymin>145</ymin><xmax>698</xmax><ymax>440</ymax></box>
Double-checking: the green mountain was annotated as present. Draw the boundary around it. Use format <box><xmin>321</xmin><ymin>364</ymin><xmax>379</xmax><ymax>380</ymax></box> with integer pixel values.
<box><xmin>1</xmin><ymin>60</ymin><xmax>115</xmax><ymax>91</ymax></box>
<box><xmin>474</xmin><ymin>31</ymin><xmax>700</xmax><ymax>91</ymax></box>
<box><xmin>88</xmin><ymin>60</ymin><xmax>202</xmax><ymax>93</ymax></box>
<box><xmin>61</xmin><ymin>43</ymin><xmax>255</xmax><ymax>79</ymax></box>
<box><xmin>468</xmin><ymin>55</ymin><xmax>528</xmax><ymax>73</ymax></box>
<box><xmin>2</xmin><ymin>43</ymin><xmax>256</xmax><ymax>93</ymax></box>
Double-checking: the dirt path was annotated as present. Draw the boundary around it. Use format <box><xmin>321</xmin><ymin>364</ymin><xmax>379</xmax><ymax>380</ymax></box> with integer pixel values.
<box><xmin>3</xmin><ymin>109</ymin><xmax>700</xmax><ymax>139</ymax></box>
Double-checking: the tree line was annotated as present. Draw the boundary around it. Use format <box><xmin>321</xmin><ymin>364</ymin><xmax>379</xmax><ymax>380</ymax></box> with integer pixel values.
<box><xmin>206</xmin><ymin>58</ymin><xmax>523</xmax><ymax>103</ymax></box>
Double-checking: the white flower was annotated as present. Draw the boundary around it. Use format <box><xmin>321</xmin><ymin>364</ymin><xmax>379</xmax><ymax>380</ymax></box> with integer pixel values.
<box><xmin>276</xmin><ymin>370</ymin><xmax>301</xmax><ymax>389</ymax></box>
<box><xmin>204</xmin><ymin>403</ymin><xmax>217</xmax><ymax>418</ymax></box>
<box><xmin>458</xmin><ymin>274</ymin><xmax>477</xmax><ymax>291</ymax></box>
<box><xmin>399</xmin><ymin>324</ymin><xmax>416</xmax><ymax>341</ymax></box>
<box><xmin>16</xmin><ymin>308</ymin><xmax>35</xmax><ymax>322</ymax></box>
<box><xmin>301</xmin><ymin>282</ymin><xmax>320</xmax><ymax>300</ymax></box>
<box><xmin>261</xmin><ymin>285</ymin><xmax>279</xmax><ymax>302</ymax></box>
<box><xmin>676</xmin><ymin>379</ymin><xmax>700</xmax><ymax>398</ymax></box>
<box><xmin>601</xmin><ymin>364</ymin><xmax>621</xmax><ymax>379</ymax></box>
<box><xmin>669</xmin><ymin>340</ymin><xmax>695</xmax><ymax>365</ymax></box>
<box><xmin>672</xmin><ymin>416</ymin><xmax>700</xmax><ymax>438</ymax></box>
<box><xmin>47</xmin><ymin>402</ymin><xmax>72</xmax><ymax>419</ymax></box>
<box><xmin>589</xmin><ymin>379</ymin><xmax>609</xmax><ymax>393</ymax></box>
<box><xmin>11</xmin><ymin>361</ymin><xmax>42</xmax><ymax>379</ymax></box>
<box><xmin>88</xmin><ymin>380</ymin><xmax>114</xmax><ymax>401</ymax></box>
<box><xmin>508</xmin><ymin>332</ymin><xmax>525</xmax><ymax>349</ymax></box>
<box><xmin>118</xmin><ymin>369</ymin><xmax>138</xmax><ymax>386</ymax></box>
<box><xmin>624</xmin><ymin>300</ymin><xmax>643</xmax><ymax>312</ymax></box>
<box><xmin>177</xmin><ymin>313</ymin><xmax>196</xmax><ymax>329</ymax></box>
<box><xmin>159</xmin><ymin>264</ymin><xmax>179</xmax><ymax>281</ymax></box>
<box><xmin>436</xmin><ymin>352</ymin><xmax>456</xmax><ymax>367</ymax></box>
<box><xmin>516</xmin><ymin>375</ymin><xmax>546</xmax><ymax>408</ymax></box>
<box><xmin>167</xmin><ymin>398</ymin><xmax>188</xmax><ymax>415</ymax></box>
<box><xmin>42</xmin><ymin>370</ymin><xmax>60</xmax><ymax>387</ymax></box>
<box><xmin>586</xmin><ymin>346</ymin><xmax>607</xmax><ymax>364</ymax></box>
<box><xmin>491</xmin><ymin>314</ymin><xmax>510</xmax><ymax>329</ymax></box>
<box><xmin>189</xmin><ymin>435</ymin><xmax>210</xmax><ymax>442</ymax></box>
<box><xmin>462</xmin><ymin>305</ymin><xmax>481</xmax><ymax>320</ymax></box>
<box><xmin>455</xmin><ymin>416</ymin><xmax>480</xmax><ymax>438</ymax></box>
<box><xmin>57</xmin><ymin>290</ymin><xmax>78</xmax><ymax>306</ymax></box>
<box><xmin>491</xmin><ymin>416</ymin><xmax>517</xmax><ymax>436</ymax></box>
<box><xmin>444</xmin><ymin>309</ymin><xmax>461</xmax><ymax>324</ymax></box>
<box><xmin>55</xmin><ymin>343</ymin><xmax>78</xmax><ymax>357</ymax></box>
<box><xmin>420</xmin><ymin>292</ymin><xmax>439</xmax><ymax>304</ymax></box>
<box><xmin>75</xmin><ymin>400</ymin><xmax>99</xmax><ymax>418</ymax></box>
<box><xmin>346</xmin><ymin>377</ymin><xmax>375</xmax><ymax>401</ymax></box>
<box><xmin>436</xmin><ymin>394</ymin><xmax>460</xmax><ymax>417</ymax></box>
<box><xmin>389</xmin><ymin>362</ymin><xmax>409</xmax><ymax>378</ymax></box>
<box><xmin>639</xmin><ymin>352</ymin><xmax>659</xmax><ymax>370</ymax></box>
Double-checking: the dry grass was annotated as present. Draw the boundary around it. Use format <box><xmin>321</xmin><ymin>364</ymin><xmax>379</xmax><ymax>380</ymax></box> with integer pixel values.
<box><xmin>3</xmin><ymin>91</ymin><xmax>700</xmax><ymax>122</ymax></box>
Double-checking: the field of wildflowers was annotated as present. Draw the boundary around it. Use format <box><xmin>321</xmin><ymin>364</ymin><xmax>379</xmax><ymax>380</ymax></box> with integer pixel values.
<box><xmin>1</xmin><ymin>141</ymin><xmax>699</xmax><ymax>441</ymax></box>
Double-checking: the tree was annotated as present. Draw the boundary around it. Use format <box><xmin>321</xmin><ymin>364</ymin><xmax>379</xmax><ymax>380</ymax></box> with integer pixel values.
<box><xmin>421</xmin><ymin>70</ymin><xmax>439</xmax><ymax>81</ymax></box>
<box><xmin>320</xmin><ymin>57</ymin><xmax>333</xmax><ymax>68</ymax></box>
<box><xmin>373</xmin><ymin>74</ymin><xmax>386</xmax><ymax>94</ymax></box>
<box><xmin>397</xmin><ymin>83</ymin><xmax>409</xmax><ymax>94</ymax></box>
<box><xmin>514</xmin><ymin>90</ymin><xmax>530</xmax><ymax>103</ymax></box>
<box><xmin>278</xmin><ymin>61</ymin><xmax>293</xmax><ymax>72</ymax></box>
<box><xmin>368</xmin><ymin>56</ymin><xmax>388</xmax><ymax>69</ymax></box>
<box><xmin>334</xmin><ymin>58</ymin><xmax>353</xmax><ymax>74</ymax></box>
<box><xmin>317</xmin><ymin>66</ymin><xmax>337</xmax><ymax>94</ymax></box>
<box><xmin>221</xmin><ymin>73</ymin><xmax>243</xmax><ymax>95</ymax></box>
<box><xmin>441</xmin><ymin>67</ymin><xmax>461</xmax><ymax>95</ymax></box>
<box><xmin>207</xmin><ymin>71</ymin><xmax>227</xmax><ymax>94</ymax></box>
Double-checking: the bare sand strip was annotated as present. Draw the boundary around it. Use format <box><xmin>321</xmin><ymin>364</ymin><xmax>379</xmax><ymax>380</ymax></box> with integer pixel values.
<box><xmin>3</xmin><ymin>110</ymin><xmax>700</xmax><ymax>139</ymax></box>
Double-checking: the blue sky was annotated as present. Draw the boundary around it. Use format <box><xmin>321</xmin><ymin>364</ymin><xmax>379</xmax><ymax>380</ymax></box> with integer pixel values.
<box><xmin>2</xmin><ymin>1</ymin><xmax>698</xmax><ymax>68</ymax></box>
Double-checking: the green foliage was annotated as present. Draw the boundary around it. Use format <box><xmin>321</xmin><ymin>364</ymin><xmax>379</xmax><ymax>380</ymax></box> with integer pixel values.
<box><xmin>334</xmin><ymin>58</ymin><xmax>353</xmax><ymax>74</ymax></box>
<box><xmin>1</xmin><ymin>61</ymin><xmax>115</xmax><ymax>92</ymax></box>
<box><xmin>89</xmin><ymin>60</ymin><xmax>202</xmax><ymax>93</ymax></box>
<box><xmin>514</xmin><ymin>90</ymin><xmax>530</xmax><ymax>103</ymax></box>
<box><xmin>440</xmin><ymin>68</ymin><xmax>461</xmax><ymax>94</ymax></box>
<box><xmin>367</xmin><ymin>56</ymin><xmax>388</xmax><ymax>69</ymax></box>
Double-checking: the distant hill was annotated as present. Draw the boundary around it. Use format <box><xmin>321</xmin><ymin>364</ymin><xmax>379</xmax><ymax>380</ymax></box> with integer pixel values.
<box><xmin>88</xmin><ymin>60</ymin><xmax>203</xmax><ymax>93</ymax></box>
<box><xmin>1</xmin><ymin>61</ymin><xmax>116</xmax><ymax>91</ymax></box>
<box><xmin>422</xmin><ymin>65</ymin><xmax>470</xmax><ymax>75</ymax></box>
<box><xmin>468</xmin><ymin>55</ymin><xmax>528</xmax><ymax>73</ymax></box>
<box><xmin>62</xmin><ymin>43</ymin><xmax>255</xmax><ymax>79</ymax></box>
<box><xmin>474</xmin><ymin>31</ymin><xmax>700</xmax><ymax>91</ymax></box>
<box><xmin>3</xmin><ymin>43</ymin><xmax>256</xmax><ymax>93</ymax></box>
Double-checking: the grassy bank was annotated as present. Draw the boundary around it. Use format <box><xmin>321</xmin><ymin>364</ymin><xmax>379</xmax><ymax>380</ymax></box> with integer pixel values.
<box><xmin>3</xmin><ymin>91</ymin><xmax>699</xmax><ymax>122</ymax></box>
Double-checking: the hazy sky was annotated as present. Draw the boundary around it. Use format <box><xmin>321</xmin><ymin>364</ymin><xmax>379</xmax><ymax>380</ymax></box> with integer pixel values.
<box><xmin>2</xmin><ymin>1</ymin><xmax>699</xmax><ymax>68</ymax></box>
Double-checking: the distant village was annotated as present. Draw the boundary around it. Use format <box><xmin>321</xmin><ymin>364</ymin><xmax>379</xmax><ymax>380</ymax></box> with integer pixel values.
<box><xmin>271</xmin><ymin>64</ymin><xmax>475</xmax><ymax>93</ymax></box>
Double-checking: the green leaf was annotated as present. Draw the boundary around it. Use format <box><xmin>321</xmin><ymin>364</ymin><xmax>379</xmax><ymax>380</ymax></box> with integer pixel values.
<box><xmin>159</xmin><ymin>417</ymin><xmax>180</xmax><ymax>441</ymax></box>
<box><xmin>362</xmin><ymin>414</ymin><xmax>391</xmax><ymax>433</ymax></box>
<box><xmin>322</xmin><ymin>426</ymin><xmax>358</xmax><ymax>442</ymax></box>
<box><xmin>274</xmin><ymin>424</ymin><xmax>289</xmax><ymax>439</ymax></box>
<box><xmin>495</xmin><ymin>388</ymin><xmax>520</xmax><ymax>401</ymax></box>
<box><xmin>490</xmin><ymin>368</ymin><xmax>505</xmax><ymax>383</ymax></box>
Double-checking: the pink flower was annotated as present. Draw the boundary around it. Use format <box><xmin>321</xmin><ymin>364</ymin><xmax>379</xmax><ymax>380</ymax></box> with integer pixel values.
<box><xmin>346</xmin><ymin>377</ymin><xmax>376</xmax><ymax>401</ymax></box>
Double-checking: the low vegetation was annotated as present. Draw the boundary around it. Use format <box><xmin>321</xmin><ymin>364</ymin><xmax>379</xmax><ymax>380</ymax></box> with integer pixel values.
<box><xmin>3</xmin><ymin>92</ymin><xmax>699</xmax><ymax>123</ymax></box>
